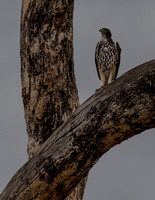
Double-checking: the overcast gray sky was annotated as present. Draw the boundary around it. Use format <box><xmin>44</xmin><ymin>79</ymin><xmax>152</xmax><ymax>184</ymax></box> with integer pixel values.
<box><xmin>0</xmin><ymin>0</ymin><xmax>155</xmax><ymax>199</ymax></box>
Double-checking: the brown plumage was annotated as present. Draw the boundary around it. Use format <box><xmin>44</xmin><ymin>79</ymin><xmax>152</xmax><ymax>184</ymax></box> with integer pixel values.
<box><xmin>95</xmin><ymin>28</ymin><xmax>121</xmax><ymax>89</ymax></box>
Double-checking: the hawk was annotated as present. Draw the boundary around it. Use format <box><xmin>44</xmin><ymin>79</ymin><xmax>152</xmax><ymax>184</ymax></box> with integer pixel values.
<box><xmin>95</xmin><ymin>28</ymin><xmax>121</xmax><ymax>89</ymax></box>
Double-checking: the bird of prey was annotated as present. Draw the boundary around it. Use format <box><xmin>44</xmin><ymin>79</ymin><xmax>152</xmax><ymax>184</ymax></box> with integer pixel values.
<box><xmin>95</xmin><ymin>28</ymin><xmax>121</xmax><ymax>89</ymax></box>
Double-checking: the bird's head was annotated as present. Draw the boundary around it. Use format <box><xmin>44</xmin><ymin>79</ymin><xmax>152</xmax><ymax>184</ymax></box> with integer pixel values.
<box><xmin>99</xmin><ymin>28</ymin><xmax>112</xmax><ymax>40</ymax></box>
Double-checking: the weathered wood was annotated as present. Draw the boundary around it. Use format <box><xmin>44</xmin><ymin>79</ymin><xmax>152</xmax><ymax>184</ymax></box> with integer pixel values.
<box><xmin>1</xmin><ymin>61</ymin><xmax>155</xmax><ymax>200</ymax></box>
<box><xmin>20</xmin><ymin>0</ymin><xmax>86</xmax><ymax>199</ymax></box>
<box><xmin>20</xmin><ymin>0</ymin><xmax>79</xmax><ymax>157</ymax></box>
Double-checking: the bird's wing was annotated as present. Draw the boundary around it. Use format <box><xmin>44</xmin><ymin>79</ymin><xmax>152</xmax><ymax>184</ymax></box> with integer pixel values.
<box><xmin>114</xmin><ymin>42</ymin><xmax>121</xmax><ymax>79</ymax></box>
<box><xmin>95</xmin><ymin>42</ymin><xmax>102</xmax><ymax>80</ymax></box>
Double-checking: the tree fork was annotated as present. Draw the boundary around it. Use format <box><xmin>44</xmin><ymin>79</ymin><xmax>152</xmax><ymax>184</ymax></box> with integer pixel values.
<box><xmin>20</xmin><ymin>0</ymin><xmax>86</xmax><ymax>199</ymax></box>
<box><xmin>20</xmin><ymin>0</ymin><xmax>79</xmax><ymax>157</ymax></box>
<box><xmin>0</xmin><ymin>60</ymin><xmax>155</xmax><ymax>200</ymax></box>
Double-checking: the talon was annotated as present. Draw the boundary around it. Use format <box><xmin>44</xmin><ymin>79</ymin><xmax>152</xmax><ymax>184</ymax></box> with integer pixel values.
<box><xmin>95</xmin><ymin>86</ymin><xmax>103</xmax><ymax>92</ymax></box>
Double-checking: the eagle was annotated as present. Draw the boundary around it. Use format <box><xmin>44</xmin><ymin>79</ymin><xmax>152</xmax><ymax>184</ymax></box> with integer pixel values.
<box><xmin>95</xmin><ymin>28</ymin><xmax>121</xmax><ymax>89</ymax></box>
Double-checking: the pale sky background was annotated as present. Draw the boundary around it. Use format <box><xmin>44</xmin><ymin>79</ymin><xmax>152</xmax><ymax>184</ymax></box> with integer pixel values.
<box><xmin>0</xmin><ymin>0</ymin><xmax>155</xmax><ymax>199</ymax></box>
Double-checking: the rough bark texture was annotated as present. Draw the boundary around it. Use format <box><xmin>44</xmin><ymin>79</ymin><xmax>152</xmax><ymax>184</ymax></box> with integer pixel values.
<box><xmin>20</xmin><ymin>0</ymin><xmax>78</xmax><ymax>157</ymax></box>
<box><xmin>1</xmin><ymin>61</ymin><xmax>155</xmax><ymax>200</ymax></box>
<box><xmin>20</xmin><ymin>0</ymin><xmax>86</xmax><ymax>199</ymax></box>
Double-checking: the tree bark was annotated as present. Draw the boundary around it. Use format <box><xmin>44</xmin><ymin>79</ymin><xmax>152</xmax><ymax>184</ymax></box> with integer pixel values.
<box><xmin>20</xmin><ymin>0</ymin><xmax>86</xmax><ymax>199</ymax></box>
<box><xmin>0</xmin><ymin>60</ymin><xmax>155</xmax><ymax>200</ymax></box>
<box><xmin>20</xmin><ymin>0</ymin><xmax>78</xmax><ymax>157</ymax></box>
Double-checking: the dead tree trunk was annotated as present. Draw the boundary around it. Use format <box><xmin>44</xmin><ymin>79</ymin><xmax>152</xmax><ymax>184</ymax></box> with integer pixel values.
<box><xmin>20</xmin><ymin>0</ymin><xmax>87</xmax><ymax>199</ymax></box>
<box><xmin>0</xmin><ymin>60</ymin><xmax>155</xmax><ymax>200</ymax></box>
<box><xmin>0</xmin><ymin>0</ymin><xmax>154</xmax><ymax>199</ymax></box>
<box><xmin>20</xmin><ymin>0</ymin><xmax>78</xmax><ymax>157</ymax></box>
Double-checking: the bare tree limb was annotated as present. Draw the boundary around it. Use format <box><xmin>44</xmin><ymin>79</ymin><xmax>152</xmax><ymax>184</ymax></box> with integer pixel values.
<box><xmin>1</xmin><ymin>60</ymin><xmax>154</xmax><ymax>200</ymax></box>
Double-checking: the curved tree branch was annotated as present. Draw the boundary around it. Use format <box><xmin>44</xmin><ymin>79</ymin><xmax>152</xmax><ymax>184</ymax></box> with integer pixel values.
<box><xmin>0</xmin><ymin>60</ymin><xmax>154</xmax><ymax>200</ymax></box>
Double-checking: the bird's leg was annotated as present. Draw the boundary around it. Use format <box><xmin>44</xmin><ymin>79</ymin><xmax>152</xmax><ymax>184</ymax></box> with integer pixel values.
<box><xmin>101</xmin><ymin>74</ymin><xmax>106</xmax><ymax>87</ymax></box>
<box><xmin>96</xmin><ymin>75</ymin><xmax>105</xmax><ymax>91</ymax></box>
<box><xmin>108</xmin><ymin>66</ymin><xmax>116</xmax><ymax>84</ymax></box>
